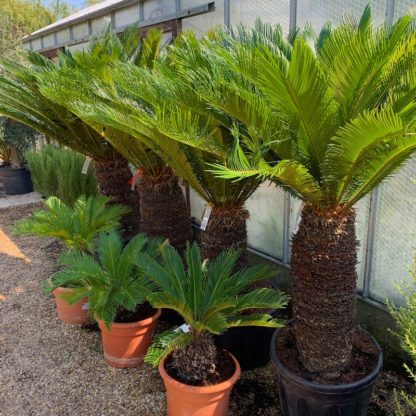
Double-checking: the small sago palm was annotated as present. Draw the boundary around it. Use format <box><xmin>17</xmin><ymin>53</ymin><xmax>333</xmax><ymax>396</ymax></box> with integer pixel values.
<box><xmin>0</xmin><ymin>54</ymin><xmax>139</xmax><ymax>224</ymax></box>
<box><xmin>139</xmin><ymin>242</ymin><xmax>288</xmax><ymax>385</ymax></box>
<box><xmin>36</xmin><ymin>29</ymin><xmax>192</xmax><ymax>252</ymax></box>
<box><xmin>13</xmin><ymin>195</ymin><xmax>129</xmax><ymax>253</ymax></box>
<box><xmin>211</xmin><ymin>8</ymin><xmax>416</xmax><ymax>379</ymax></box>
<box><xmin>47</xmin><ymin>231</ymin><xmax>161</xmax><ymax>327</ymax></box>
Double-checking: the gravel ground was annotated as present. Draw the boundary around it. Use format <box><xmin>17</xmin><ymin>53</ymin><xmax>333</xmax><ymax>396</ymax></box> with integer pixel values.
<box><xmin>0</xmin><ymin>203</ymin><xmax>414</xmax><ymax>416</ymax></box>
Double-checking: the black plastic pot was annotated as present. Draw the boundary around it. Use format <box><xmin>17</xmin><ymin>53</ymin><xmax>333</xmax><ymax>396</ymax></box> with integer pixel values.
<box><xmin>0</xmin><ymin>166</ymin><xmax>33</xmax><ymax>195</ymax></box>
<box><xmin>215</xmin><ymin>311</ymin><xmax>278</xmax><ymax>371</ymax></box>
<box><xmin>270</xmin><ymin>327</ymin><xmax>383</xmax><ymax>416</ymax></box>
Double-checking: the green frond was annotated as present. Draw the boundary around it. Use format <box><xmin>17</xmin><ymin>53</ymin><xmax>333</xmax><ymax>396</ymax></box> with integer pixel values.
<box><xmin>144</xmin><ymin>328</ymin><xmax>192</xmax><ymax>367</ymax></box>
<box><xmin>227</xmin><ymin>313</ymin><xmax>285</xmax><ymax>328</ymax></box>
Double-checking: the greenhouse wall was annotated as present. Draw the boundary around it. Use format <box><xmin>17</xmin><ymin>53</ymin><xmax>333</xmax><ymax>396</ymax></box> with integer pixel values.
<box><xmin>23</xmin><ymin>0</ymin><xmax>416</xmax><ymax>305</ymax></box>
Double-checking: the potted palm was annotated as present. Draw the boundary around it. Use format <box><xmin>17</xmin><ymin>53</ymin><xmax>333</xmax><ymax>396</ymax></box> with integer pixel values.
<box><xmin>137</xmin><ymin>242</ymin><xmax>288</xmax><ymax>415</ymax></box>
<box><xmin>48</xmin><ymin>231</ymin><xmax>162</xmax><ymax>368</ymax></box>
<box><xmin>35</xmin><ymin>29</ymin><xmax>192</xmax><ymax>252</ymax></box>
<box><xmin>212</xmin><ymin>8</ymin><xmax>416</xmax><ymax>414</ymax></box>
<box><xmin>14</xmin><ymin>194</ymin><xmax>129</xmax><ymax>324</ymax></box>
<box><xmin>0</xmin><ymin>117</ymin><xmax>35</xmax><ymax>194</ymax></box>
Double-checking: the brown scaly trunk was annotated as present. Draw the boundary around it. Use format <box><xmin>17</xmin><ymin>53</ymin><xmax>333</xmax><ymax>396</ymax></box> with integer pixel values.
<box><xmin>291</xmin><ymin>204</ymin><xmax>358</xmax><ymax>380</ymax></box>
<box><xmin>136</xmin><ymin>167</ymin><xmax>191</xmax><ymax>252</ymax></box>
<box><xmin>94</xmin><ymin>158</ymin><xmax>140</xmax><ymax>235</ymax></box>
<box><xmin>201</xmin><ymin>206</ymin><xmax>249</xmax><ymax>265</ymax></box>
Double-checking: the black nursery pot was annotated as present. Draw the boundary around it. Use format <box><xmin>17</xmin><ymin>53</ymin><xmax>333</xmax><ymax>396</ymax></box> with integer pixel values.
<box><xmin>215</xmin><ymin>310</ymin><xmax>279</xmax><ymax>371</ymax></box>
<box><xmin>270</xmin><ymin>327</ymin><xmax>383</xmax><ymax>416</ymax></box>
<box><xmin>0</xmin><ymin>166</ymin><xmax>33</xmax><ymax>195</ymax></box>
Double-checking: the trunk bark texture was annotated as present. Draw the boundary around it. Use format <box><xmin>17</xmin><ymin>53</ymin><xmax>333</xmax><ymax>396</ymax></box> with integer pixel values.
<box><xmin>94</xmin><ymin>158</ymin><xmax>140</xmax><ymax>235</ymax></box>
<box><xmin>136</xmin><ymin>168</ymin><xmax>191</xmax><ymax>253</ymax></box>
<box><xmin>201</xmin><ymin>206</ymin><xmax>249</xmax><ymax>265</ymax></box>
<box><xmin>291</xmin><ymin>205</ymin><xmax>358</xmax><ymax>379</ymax></box>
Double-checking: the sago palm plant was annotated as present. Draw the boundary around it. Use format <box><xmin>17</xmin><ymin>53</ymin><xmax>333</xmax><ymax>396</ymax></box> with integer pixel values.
<box><xmin>138</xmin><ymin>242</ymin><xmax>288</xmax><ymax>385</ymax></box>
<box><xmin>13</xmin><ymin>195</ymin><xmax>129</xmax><ymax>253</ymax></box>
<box><xmin>47</xmin><ymin>231</ymin><xmax>162</xmax><ymax>327</ymax></box>
<box><xmin>0</xmin><ymin>54</ymin><xmax>139</xmax><ymax>223</ymax></box>
<box><xmin>33</xmin><ymin>25</ymin><xmax>295</xmax><ymax>262</ymax></box>
<box><xmin>211</xmin><ymin>8</ymin><xmax>416</xmax><ymax>379</ymax></box>
<box><xmin>36</xmin><ymin>29</ymin><xmax>192</xmax><ymax>252</ymax></box>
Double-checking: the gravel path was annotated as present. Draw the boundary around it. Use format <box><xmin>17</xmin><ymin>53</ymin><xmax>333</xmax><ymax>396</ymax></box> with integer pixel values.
<box><xmin>0</xmin><ymin>203</ymin><xmax>413</xmax><ymax>416</ymax></box>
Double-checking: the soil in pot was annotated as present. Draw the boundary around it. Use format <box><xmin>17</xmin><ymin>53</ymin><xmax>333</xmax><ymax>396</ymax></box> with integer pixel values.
<box><xmin>98</xmin><ymin>303</ymin><xmax>160</xmax><ymax>368</ymax></box>
<box><xmin>159</xmin><ymin>350</ymin><xmax>241</xmax><ymax>416</ymax></box>
<box><xmin>276</xmin><ymin>326</ymin><xmax>380</xmax><ymax>385</ymax></box>
<box><xmin>272</xmin><ymin>325</ymin><xmax>383</xmax><ymax>416</ymax></box>
<box><xmin>53</xmin><ymin>287</ymin><xmax>89</xmax><ymax>325</ymax></box>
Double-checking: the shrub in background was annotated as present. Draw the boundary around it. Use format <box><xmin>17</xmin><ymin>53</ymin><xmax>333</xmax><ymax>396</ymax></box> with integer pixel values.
<box><xmin>26</xmin><ymin>144</ymin><xmax>98</xmax><ymax>206</ymax></box>
<box><xmin>0</xmin><ymin>116</ymin><xmax>36</xmax><ymax>167</ymax></box>
<box><xmin>389</xmin><ymin>252</ymin><xmax>416</xmax><ymax>414</ymax></box>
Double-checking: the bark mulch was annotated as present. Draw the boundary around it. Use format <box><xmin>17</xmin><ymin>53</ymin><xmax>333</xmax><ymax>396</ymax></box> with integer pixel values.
<box><xmin>0</xmin><ymin>203</ymin><xmax>414</xmax><ymax>415</ymax></box>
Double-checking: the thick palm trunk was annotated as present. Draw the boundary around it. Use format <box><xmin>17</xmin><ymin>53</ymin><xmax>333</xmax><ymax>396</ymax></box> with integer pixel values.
<box><xmin>291</xmin><ymin>205</ymin><xmax>358</xmax><ymax>379</ymax></box>
<box><xmin>201</xmin><ymin>206</ymin><xmax>249</xmax><ymax>264</ymax></box>
<box><xmin>136</xmin><ymin>167</ymin><xmax>191</xmax><ymax>252</ymax></box>
<box><xmin>94</xmin><ymin>158</ymin><xmax>140</xmax><ymax>235</ymax></box>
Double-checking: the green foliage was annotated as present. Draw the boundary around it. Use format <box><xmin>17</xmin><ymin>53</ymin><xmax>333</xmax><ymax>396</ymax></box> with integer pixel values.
<box><xmin>0</xmin><ymin>116</ymin><xmax>36</xmax><ymax>165</ymax></box>
<box><xmin>35</xmin><ymin>28</ymin><xmax>167</xmax><ymax>175</ymax></box>
<box><xmin>47</xmin><ymin>231</ymin><xmax>162</xmax><ymax>328</ymax></box>
<box><xmin>36</xmin><ymin>28</ymin><xmax>262</xmax><ymax>209</ymax></box>
<box><xmin>137</xmin><ymin>242</ymin><xmax>288</xmax><ymax>367</ymax></box>
<box><xmin>13</xmin><ymin>195</ymin><xmax>129</xmax><ymax>252</ymax></box>
<box><xmin>26</xmin><ymin>145</ymin><xmax>98</xmax><ymax>205</ymax></box>
<box><xmin>389</xmin><ymin>255</ymin><xmax>416</xmax><ymax>414</ymax></box>
<box><xmin>205</xmin><ymin>8</ymin><xmax>416</xmax><ymax>212</ymax></box>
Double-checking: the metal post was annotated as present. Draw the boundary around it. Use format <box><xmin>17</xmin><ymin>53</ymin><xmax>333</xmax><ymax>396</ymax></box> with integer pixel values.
<box><xmin>289</xmin><ymin>0</ymin><xmax>297</xmax><ymax>32</ymax></box>
<box><xmin>224</xmin><ymin>0</ymin><xmax>231</xmax><ymax>28</ymax></box>
<box><xmin>362</xmin><ymin>188</ymin><xmax>379</xmax><ymax>298</ymax></box>
<box><xmin>283</xmin><ymin>192</ymin><xmax>291</xmax><ymax>264</ymax></box>
<box><xmin>385</xmin><ymin>0</ymin><xmax>395</xmax><ymax>29</ymax></box>
<box><xmin>175</xmin><ymin>0</ymin><xmax>181</xmax><ymax>12</ymax></box>
<box><xmin>139</xmin><ymin>1</ymin><xmax>144</xmax><ymax>21</ymax></box>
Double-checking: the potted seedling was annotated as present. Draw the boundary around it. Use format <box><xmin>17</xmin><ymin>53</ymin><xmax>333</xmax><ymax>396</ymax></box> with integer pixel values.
<box><xmin>14</xmin><ymin>194</ymin><xmax>129</xmax><ymax>324</ymax></box>
<box><xmin>0</xmin><ymin>117</ymin><xmax>36</xmax><ymax>195</ymax></box>
<box><xmin>48</xmin><ymin>231</ymin><xmax>162</xmax><ymax>368</ymax></box>
<box><xmin>138</xmin><ymin>242</ymin><xmax>288</xmax><ymax>416</ymax></box>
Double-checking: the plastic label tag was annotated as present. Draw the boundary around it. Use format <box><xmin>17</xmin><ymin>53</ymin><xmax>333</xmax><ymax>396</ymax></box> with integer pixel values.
<box><xmin>175</xmin><ymin>323</ymin><xmax>190</xmax><ymax>334</ymax></box>
<box><xmin>81</xmin><ymin>157</ymin><xmax>92</xmax><ymax>174</ymax></box>
<box><xmin>82</xmin><ymin>302</ymin><xmax>90</xmax><ymax>311</ymax></box>
<box><xmin>200</xmin><ymin>206</ymin><xmax>212</xmax><ymax>231</ymax></box>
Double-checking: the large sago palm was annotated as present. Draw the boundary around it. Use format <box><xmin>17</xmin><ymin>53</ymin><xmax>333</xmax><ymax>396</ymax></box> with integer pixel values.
<box><xmin>35</xmin><ymin>29</ymin><xmax>192</xmax><ymax>250</ymax></box>
<box><xmin>0</xmin><ymin>54</ymin><xmax>138</xmax><ymax>228</ymax></box>
<box><xmin>212</xmin><ymin>9</ymin><xmax>416</xmax><ymax>379</ymax></box>
<box><xmin>34</xmin><ymin>29</ymin><xmax>287</xmax><ymax>262</ymax></box>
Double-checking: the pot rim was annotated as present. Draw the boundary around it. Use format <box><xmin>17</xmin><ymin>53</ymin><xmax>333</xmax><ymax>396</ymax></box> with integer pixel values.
<box><xmin>270</xmin><ymin>323</ymin><xmax>383</xmax><ymax>393</ymax></box>
<box><xmin>97</xmin><ymin>308</ymin><xmax>161</xmax><ymax>329</ymax></box>
<box><xmin>158</xmin><ymin>350</ymin><xmax>241</xmax><ymax>394</ymax></box>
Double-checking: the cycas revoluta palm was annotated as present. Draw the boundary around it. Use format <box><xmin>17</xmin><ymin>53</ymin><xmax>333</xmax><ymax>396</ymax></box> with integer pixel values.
<box><xmin>47</xmin><ymin>231</ymin><xmax>162</xmax><ymax>328</ymax></box>
<box><xmin>0</xmin><ymin>54</ymin><xmax>138</xmax><ymax>228</ymax></box>
<box><xmin>36</xmin><ymin>28</ymin><xmax>192</xmax><ymax>252</ymax></box>
<box><xmin>35</xmin><ymin>26</ymin><xmax>295</xmax><ymax>262</ymax></box>
<box><xmin>212</xmin><ymin>8</ymin><xmax>416</xmax><ymax>379</ymax></box>
<box><xmin>13</xmin><ymin>195</ymin><xmax>129</xmax><ymax>253</ymax></box>
<box><xmin>138</xmin><ymin>242</ymin><xmax>288</xmax><ymax>385</ymax></box>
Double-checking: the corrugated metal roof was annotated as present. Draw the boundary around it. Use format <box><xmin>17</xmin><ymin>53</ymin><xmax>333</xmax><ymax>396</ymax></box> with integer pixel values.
<box><xmin>24</xmin><ymin>0</ymin><xmax>138</xmax><ymax>40</ymax></box>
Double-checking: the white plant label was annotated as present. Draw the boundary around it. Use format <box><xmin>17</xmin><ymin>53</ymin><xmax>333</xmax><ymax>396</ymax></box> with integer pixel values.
<box><xmin>81</xmin><ymin>157</ymin><xmax>92</xmax><ymax>174</ymax></box>
<box><xmin>82</xmin><ymin>302</ymin><xmax>90</xmax><ymax>311</ymax></box>
<box><xmin>200</xmin><ymin>206</ymin><xmax>212</xmax><ymax>231</ymax></box>
<box><xmin>176</xmin><ymin>324</ymin><xmax>190</xmax><ymax>334</ymax></box>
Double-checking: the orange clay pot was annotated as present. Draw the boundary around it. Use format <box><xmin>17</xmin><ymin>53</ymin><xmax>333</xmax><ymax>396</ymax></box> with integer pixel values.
<box><xmin>97</xmin><ymin>308</ymin><xmax>161</xmax><ymax>368</ymax></box>
<box><xmin>159</xmin><ymin>352</ymin><xmax>241</xmax><ymax>416</ymax></box>
<box><xmin>53</xmin><ymin>287</ymin><xmax>89</xmax><ymax>325</ymax></box>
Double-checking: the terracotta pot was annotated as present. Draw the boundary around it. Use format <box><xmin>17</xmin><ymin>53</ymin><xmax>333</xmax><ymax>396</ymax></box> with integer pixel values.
<box><xmin>53</xmin><ymin>287</ymin><xmax>89</xmax><ymax>325</ymax></box>
<box><xmin>159</xmin><ymin>352</ymin><xmax>241</xmax><ymax>416</ymax></box>
<box><xmin>97</xmin><ymin>308</ymin><xmax>161</xmax><ymax>368</ymax></box>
